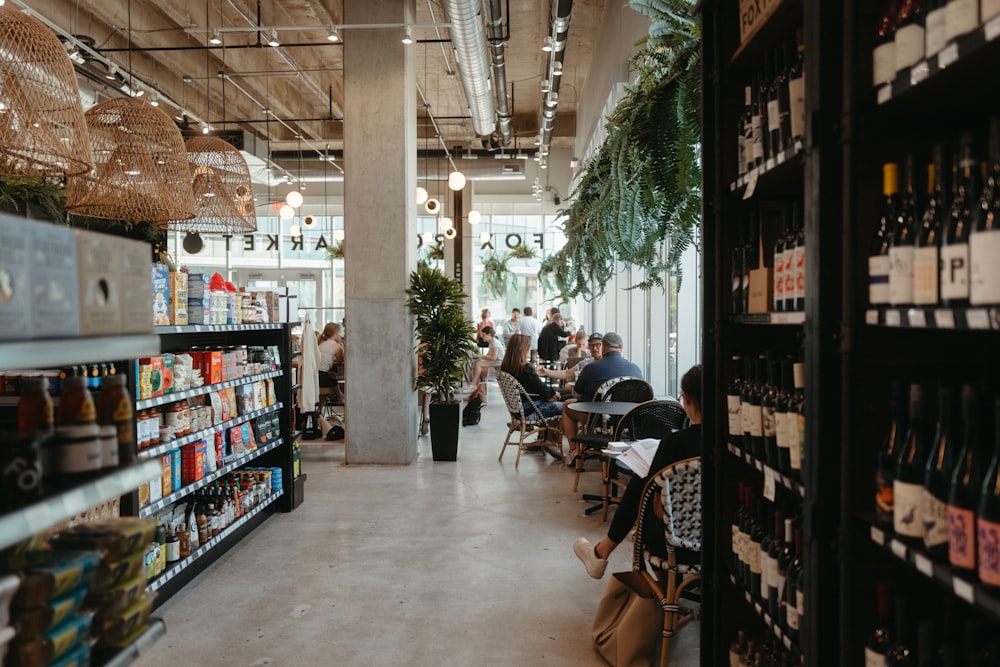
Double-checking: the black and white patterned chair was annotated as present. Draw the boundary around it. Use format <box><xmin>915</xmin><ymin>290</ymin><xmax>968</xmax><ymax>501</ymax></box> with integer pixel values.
<box><xmin>496</xmin><ymin>371</ymin><xmax>563</xmax><ymax>468</ymax></box>
<box><xmin>633</xmin><ymin>456</ymin><xmax>701</xmax><ymax>667</ymax></box>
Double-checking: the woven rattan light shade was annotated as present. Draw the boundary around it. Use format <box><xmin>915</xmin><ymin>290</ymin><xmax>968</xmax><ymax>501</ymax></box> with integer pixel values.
<box><xmin>167</xmin><ymin>136</ymin><xmax>257</xmax><ymax>234</ymax></box>
<box><xmin>0</xmin><ymin>7</ymin><xmax>92</xmax><ymax>177</ymax></box>
<box><xmin>66</xmin><ymin>98</ymin><xmax>195</xmax><ymax>223</ymax></box>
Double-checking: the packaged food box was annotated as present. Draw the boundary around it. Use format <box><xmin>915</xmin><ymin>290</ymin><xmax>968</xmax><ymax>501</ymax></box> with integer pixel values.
<box><xmin>94</xmin><ymin>592</ymin><xmax>154</xmax><ymax>649</ymax></box>
<box><xmin>13</xmin><ymin>587</ymin><xmax>88</xmax><ymax>640</ymax></box>
<box><xmin>229</xmin><ymin>425</ymin><xmax>245</xmax><ymax>456</ymax></box>
<box><xmin>30</xmin><ymin>222</ymin><xmax>81</xmax><ymax>338</ymax></box>
<box><xmin>47</xmin><ymin>519</ymin><xmax>156</xmax><ymax>562</ymax></box>
<box><xmin>150</xmin><ymin>263</ymin><xmax>169</xmax><ymax>326</ymax></box>
<box><xmin>47</xmin><ymin>641</ymin><xmax>90</xmax><ymax>667</ymax></box>
<box><xmin>187</xmin><ymin>297</ymin><xmax>207</xmax><ymax>325</ymax></box>
<box><xmin>181</xmin><ymin>444</ymin><xmax>206</xmax><ymax>484</ymax></box>
<box><xmin>171</xmin><ymin>450</ymin><xmax>182</xmax><ymax>492</ymax></box>
<box><xmin>186</xmin><ymin>273</ymin><xmax>208</xmax><ymax>300</ymax></box>
<box><xmin>160</xmin><ymin>353</ymin><xmax>174</xmax><ymax>394</ymax></box>
<box><xmin>74</xmin><ymin>229</ymin><xmax>122</xmax><ymax>336</ymax></box>
<box><xmin>168</xmin><ymin>271</ymin><xmax>187</xmax><ymax>325</ymax></box>
<box><xmin>161</xmin><ymin>453</ymin><xmax>172</xmax><ymax>497</ymax></box>
<box><xmin>116</xmin><ymin>236</ymin><xmax>154</xmax><ymax>335</ymax></box>
<box><xmin>11</xmin><ymin>552</ymin><xmax>101</xmax><ymax>607</ymax></box>
<box><xmin>9</xmin><ymin>611</ymin><xmax>93</xmax><ymax>667</ymax></box>
<box><xmin>0</xmin><ymin>214</ymin><xmax>33</xmax><ymax>340</ymax></box>
<box><xmin>85</xmin><ymin>573</ymin><xmax>146</xmax><ymax>629</ymax></box>
<box><xmin>148</xmin><ymin>468</ymin><xmax>162</xmax><ymax>504</ymax></box>
<box><xmin>93</xmin><ymin>551</ymin><xmax>145</xmax><ymax>591</ymax></box>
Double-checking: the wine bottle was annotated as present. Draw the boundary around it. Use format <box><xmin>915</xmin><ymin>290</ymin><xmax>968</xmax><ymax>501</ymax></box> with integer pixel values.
<box><xmin>886</xmin><ymin>598</ymin><xmax>914</xmax><ymax>665</ymax></box>
<box><xmin>740</xmin><ymin>485</ymin><xmax>753</xmax><ymax>588</ymax></box>
<box><xmin>926</xmin><ymin>0</ymin><xmax>950</xmax><ymax>58</ymax></box>
<box><xmin>734</xmin><ymin>221</ymin><xmax>746</xmax><ymax>314</ymax></box>
<box><xmin>744</xmin><ymin>86</ymin><xmax>756</xmax><ymax>174</ymax></box>
<box><xmin>895</xmin><ymin>383</ymin><xmax>929</xmax><ymax>544</ymax></box>
<box><xmin>751</xmin><ymin>81</ymin><xmax>765</xmax><ymax>168</ymax></box>
<box><xmin>871</xmin><ymin>163</ymin><xmax>900</xmax><ymax>306</ymax></box>
<box><xmin>976</xmin><ymin>397</ymin><xmax>1000</xmax><ymax>593</ymax></box>
<box><xmin>759</xmin><ymin>501</ymin><xmax>773</xmax><ymax>603</ymax></box>
<box><xmin>865</xmin><ymin>583</ymin><xmax>893</xmax><ymax>666</ymax></box>
<box><xmin>742</xmin><ymin>356</ymin><xmax>757</xmax><ymax>454</ymax></box>
<box><xmin>788</xmin><ymin>30</ymin><xmax>805</xmax><ymax>145</ymax></box>
<box><xmin>728</xmin><ymin>356</ymin><xmax>745</xmax><ymax>447</ymax></box>
<box><xmin>785</xmin><ymin>523</ymin><xmax>802</xmax><ymax>642</ymax></box>
<box><xmin>914</xmin><ymin>146</ymin><xmax>946</xmax><ymax>306</ymax></box>
<box><xmin>748</xmin><ymin>494</ymin><xmax>764</xmax><ymax>599</ymax></box>
<box><xmin>766</xmin><ymin>508</ymin><xmax>783</xmax><ymax>620</ymax></box>
<box><xmin>917</xmin><ymin>622</ymin><xmax>942</xmax><ymax>667</ymax></box>
<box><xmin>875</xmin><ymin>0</ymin><xmax>903</xmax><ymax>87</ymax></box>
<box><xmin>734</xmin><ymin>481</ymin><xmax>746</xmax><ymax>576</ymax></box>
<box><xmin>946</xmin><ymin>0</ymin><xmax>980</xmax><ymax>42</ymax></box>
<box><xmin>777</xmin><ymin>517</ymin><xmax>794</xmax><ymax>630</ymax></box>
<box><xmin>756</xmin><ymin>72</ymin><xmax>771</xmax><ymax>164</ymax></box>
<box><xmin>750</xmin><ymin>355</ymin><xmax>767</xmax><ymax>460</ymax></box>
<box><xmin>924</xmin><ymin>386</ymin><xmax>957</xmax><ymax>559</ymax></box>
<box><xmin>774</xmin><ymin>209</ymin><xmax>787</xmax><ymax>312</ymax></box>
<box><xmin>795</xmin><ymin>524</ymin><xmax>805</xmax><ymax>636</ymax></box>
<box><xmin>730</xmin><ymin>629</ymin><xmax>749</xmax><ymax>667</ymax></box>
<box><xmin>744</xmin><ymin>214</ymin><xmax>757</xmax><ymax>312</ymax></box>
<box><xmin>970</xmin><ymin>117</ymin><xmax>1000</xmax><ymax>306</ymax></box>
<box><xmin>765</xmin><ymin>52</ymin><xmax>782</xmax><ymax>158</ymax></box>
<box><xmin>776</xmin><ymin>46</ymin><xmax>793</xmax><ymax>153</ymax></box>
<box><xmin>894</xmin><ymin>0</ymin><xmax>926</xmax><ymax>74</ymax></box>
<box><xmin>792</xmin><ymin>201</ymin><xmax>806</xmax><ymax>312</ymax></box>
<box><xmin>738</xmin><ymin>97</ymin><xmax>749</xmax><ymax>178</ymax></box>
<box><xmin>948</xmin><ymin>385</ymin><xmax>983</xmax><ymax>577</ymax></box>
<box><xmin>877</xmin><ymin>380</ymin><xmax>907</xmax><ymax>530</ymax></box>
<box><xmin>890</xmin><ymin>155</ymin><xmax>917</xmax><ymax>306</ymax></box>
<box><xmin>776</xmin><ymin>358</ymin><xmax>794</xmax><ymax>475</ymax></box>
<box><xmin>791</xmin><ymin>354</ymin><xmax>805</xmax><ymax>479</ymax></box>
<box><xmin>783</xmin><ymin>205</ymin><xmax>798</xmax><ymax>312</ymax></box>
<box><xmin>941</xmin><ymin>134</ymin><xmax>976</xmax><ymax>307</ymax></box>
<box><xmin>763</xmin><ymin>354</ymin><xmax>780</xmax><ymax>468</ymax></box>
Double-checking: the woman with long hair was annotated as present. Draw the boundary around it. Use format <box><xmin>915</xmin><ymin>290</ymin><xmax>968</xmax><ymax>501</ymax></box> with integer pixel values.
<box><xmin>500</xmin><ymin>334</ymin><xmax>562</xmax><ymax>418</ymax></box>
<box><xmin>317</xmin><ymin>322</ymin><xmax>345</xmax><ymax>401</ymax></box>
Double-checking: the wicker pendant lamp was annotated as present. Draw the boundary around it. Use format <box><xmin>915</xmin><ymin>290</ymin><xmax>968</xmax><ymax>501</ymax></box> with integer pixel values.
<box><xmin>166</xmin><ymin>136</ymin><xmax>257</xmax><ymax>234</ymax></box>
<box><xmin>0</xmin><ymin>6</ymin><xmax>93</xmax><ymax>177</ymax></box>
<box><xmin>66</xmin><ymin>97</ymin><xmax>195</xmax><ymax>224</ymax></box>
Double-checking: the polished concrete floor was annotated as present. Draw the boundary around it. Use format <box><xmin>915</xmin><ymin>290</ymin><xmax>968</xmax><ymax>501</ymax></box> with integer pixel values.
<box><xmin>134</xmin><ymin>386</ymin><xmax>701</xmax><ymax>666</ymax></box>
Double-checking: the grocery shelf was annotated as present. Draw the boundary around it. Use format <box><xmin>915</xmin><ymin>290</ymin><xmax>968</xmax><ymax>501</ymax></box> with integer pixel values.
<box><xmin>139</xmin><ymin>403</ymin><xmax>283</xmax><ymax>459</ymax></box>
<box><xmin>0</xmin><ymin>459</ymin><xmax>162</xmax><ymax>551</ymax></box>
<box><xmin>727</xmin><ymin>312</ymin><xmax>806</xmax><ymax>326</ymax></box>
<box><xmin>154</xmin><ymin>324</ymin><xmax>285</xmax><ymax>334</ymax></box>
<box><xmin>138</xmin><ymin>438</ymin><xmax>283</xmax><ymax>517</ymax></box>
<box><xmin>0</xmin><ymin>335</ymin><xmax>160</xmax><ymax>373</ymax></box>
<box><xmin>147</xmin><ymin>491</ymin><xmax>282</xmax><ymax>593</ymax></box>
<box><xmin>729</xmin><ymin>141</ymin><xmax>804</xmax><ymax>198</ymax></box>
<box><xmin>729</xmin><ymin>574</ymin><xmax>804</xmax><ymax>664</ymax></box>
<box><xmin>726</xmin><ymin>442</ymin><xmax>805</xmax><ymax>498</ymax></box>
<box><xmin>864</xmin><ymin>307</ymin><xmax>1000</xmax><ymax>331</ymax></box>
<box><xmin>135</xmin><ymin>370</ymin><xmax>283</xmax><ymax>410</ymax></box>
<box><xmin>94</xmin><ymin>618</ymin><xmax>166</xmax><ymax>667</ymax></box>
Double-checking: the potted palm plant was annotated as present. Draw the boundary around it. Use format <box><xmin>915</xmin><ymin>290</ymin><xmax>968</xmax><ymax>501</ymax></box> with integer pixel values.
<box><xmin>406</xmin><ymin>264</ymin><xmax>477</xmax><ymax>460</ymax></box>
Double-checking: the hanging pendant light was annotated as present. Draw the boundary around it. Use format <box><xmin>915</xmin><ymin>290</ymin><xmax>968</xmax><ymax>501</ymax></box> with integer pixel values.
<box><xmin>0</xmin><ymin>7</ymin><xmax>93</xmax><ymax>177</ymax></box>
<box><xmin>424</xmin><ymin>198</ymin><xmax>441</xmax><ymax>215</ymax></box>
<box><xmin>416</xmin><ymin>186</ymin><xmax>428</xmax><ymax>205</ymax></box>
<box><xmin>467</xmin><ymin>209</ymin><xmax>482</xmax><ymax>225</ymax></box>
<box><xmin>285</xmin><ymin>189</ymin><xmax>303</xmax><ymax>208</ymax></box>
<box><xmin>447</xmin><ymin>169</ymin><xmax>466</xmax><ymax>191</ymax></box>
<box><xmin>66</xmin><ymin>97</ymin><xmax>195</xmax><ymax>224</ymax></box>
<box><xmin>166</xmin><ymin>136</ymin><xmax>257</xmax><ymax>234</ymax></box>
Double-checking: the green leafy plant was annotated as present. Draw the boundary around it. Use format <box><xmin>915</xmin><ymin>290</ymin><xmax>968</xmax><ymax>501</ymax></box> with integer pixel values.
<box><xmin>327</xmin><ymin>241</ymin><xmax>345</xmax><ymax>261</ymax></box>
<box><xmin>508</xmin><ymin>243</ymin><xmax>537</xmax><ymax>260</ymax></box>
<box><xmin>480</xmin><ymin>252</ymin><xmax>519</xmax><ymax>299</ymax></box>
<box><xmin>425</xmin><ymin>243</ymin><xmax>445</xmax><ymax>261</ymax></box>
<box><xmin>406</xmin><ymin>264</ymin><xmax>477</xmax><ymax>402</ymax></box>
<box><xmin>0</xmin><ymin>177</ymin><xmax>66</xmax><ymax>223</ymax></box>
<box><xmin>542</xmin><ymin>0</ymin><xmax>701</xmax><ymax>300</ymax></box>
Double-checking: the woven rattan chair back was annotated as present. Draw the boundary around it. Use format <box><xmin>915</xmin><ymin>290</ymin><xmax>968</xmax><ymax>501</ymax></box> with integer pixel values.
<box><xmin>612</xmin><ymin>399</ymin><xmax>686</xmax><ymax>442</ymax></box>
<box><xmin>495</xmin><ymin>371</ymin><xmax>561</xmax><ymax>468</ymax></box>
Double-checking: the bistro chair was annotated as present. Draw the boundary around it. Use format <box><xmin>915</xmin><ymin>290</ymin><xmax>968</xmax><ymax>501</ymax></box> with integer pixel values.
<box><xmin>634</xmin><ymin>456</ymin><xmax>702</xmax><ymax>667</ymax></box>
<box><xmin>496</xmin><ymin>371</ymin><xmax>563</xmax><ymax>468</ymax></box>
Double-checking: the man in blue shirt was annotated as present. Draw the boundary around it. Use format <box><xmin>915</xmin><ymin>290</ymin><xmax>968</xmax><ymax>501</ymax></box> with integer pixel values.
<box><xmin>561</xmin><ymin>332</ymin><xmax>643</xmax><ymax>463</ymax></box>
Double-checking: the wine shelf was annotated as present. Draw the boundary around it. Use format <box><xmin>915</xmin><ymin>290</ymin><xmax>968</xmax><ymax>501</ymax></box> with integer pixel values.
<box><xmin>726</xmin><ymin>442</ymin><xmax>805</xmax><ymax>498</ymax></box>
<box><xmin>138</xmin><ymin>403</ymin><xmax>283</xmax><ymax>459</ymax></box>
<box><xmin>135</xmin><ymin>369</ymin><xmax>282</xmax><ymax>410</ymax></box>
<box><xmin>864</xmin><ymin>307</ymin><xmax>1000</xmax><ymax>331</ymax></box>
<box><xmin>93</xmin><ymin>618</ymin><xmax>166</xmax><ymax>667</ymax></box>
<box><xmin>138</xmin><ymin>438</ymin><xmax>283</xmax><ymax>517</ymax></box>
<box><xmin>729</xmin><ymin>141</ymin><xmax>804</xmax><ymax>197</ymax></box>
<box><xmin>0</xmin><ymin>335</ymin><xmax>160</xmax><ymax>373</ymax></box>
<box><xmin>146</xmin><ymin>490</ymin><xmax>282</xmax><ymax>593</ymax></box>
<box><xmin>727</xmin><ymin>312</ymin><xmax>806</xmax><ymax>326</ymax></box>
<box><xmin>153</xmin><ymin>323</ymin><xmax>285</xmax><ymax>334</ymax></box>
<box><xmin>0</xmin><ymin>459</ymin><xmax>163</xmax><ymax>551</ymax></box>
<box><xmin>867</xmin><ymin>521</ymin><xmax>1000</xmax><ymax>624</ymax></box>
<box><xmin>876</xmin><ymin>13</ymin><xmax>1000</xmax><ymax>107</ymax></box>
<box><xmin>729</xmin><ymin>574</ymin><xmax>805</xmax><ymax>664</ymax></box>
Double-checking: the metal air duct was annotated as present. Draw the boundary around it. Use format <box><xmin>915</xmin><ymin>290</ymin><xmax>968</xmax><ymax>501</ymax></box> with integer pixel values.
<box><xmin>486</xmin><ymin>0</ymin><xmax>512</xmax><ymax>145</ymax></box>
<box><xmin>444</xmin><ymin>0</ymin><xmax>497</xmax><ymax>137</ymax></box>
<box><xmin>538</xmin><ymin>0</ymin><xmax>572</xmax><ymax>161</ymax></box>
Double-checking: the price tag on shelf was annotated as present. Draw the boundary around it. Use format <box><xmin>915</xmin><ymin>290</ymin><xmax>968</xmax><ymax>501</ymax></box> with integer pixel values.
<box><xmin>910</xmin><ymin>61</ymin><xmax>930</xmax><ymax>86</ymax></box>
<box><xmin>914</xmin><ymin>553</ymin><xmax>933</xmax><ymax>577</ymax></box>
<box><xmin>61</xmin><ymin>489</ymin><xmax>88</xmax><ymax>516</ymax></box>
<box><xmin>745</xmin><ymin>591</ymin><xmax>752</xmax><ymax>604</ymax></box>
<box><xmin>986</xmin><ymin>14</ymin><xmax>1000</xmax><ymax>41</ymax></box>
<box><xmin>934</xmin><ymin>309</ymin><xmax>956</xmax><ymax>329</ymax></box>
<box><xmin>953</xmin><ymin>577</ymin><xmax>975</xmax><ymax>603</ymax></box>
<box><xmin>744</xmin><ymin>453</ymin><xmax>752</xmax><ymax>465</ymax></box>
<box><xmin>877</xmin><ymin>85</ymin><xmax>892</xmax><ymax>105</ymax></box>
<box><xmin>908</xmin><ymin>309</ymin><xmax>927</xmax><ymax>328</ymax></box>
<box><xmin>754</xmin><ymin>460</ymin><xmax>763</xmax><ymax>472</ymax></box>
<box><xmin>783</xmin><ymin>636</ymin><xmax>792</xmax><ymax>650</ymax></box>
<box><xmin>865</xmin><ymin>310</ymin><xmax>879</xmax><ymax>325</ymax></box>
<box><xmin>890</xmin><ymin>539</ymin><xmax>907</xmax><ymax>560</ymax></box>
<box><xmin>776</xmin><ymin>151</ymin><xmax>786</xmax><ymax>165</ymax></box>
<box><xmin>765</xmin><ymin>158</ymin><xmax>775</xmax><ymax>171</ymax></box>
<box><xmin>755</xmin><ymin>602</ymin><xmax>762</xmax><ymax>615</ymax></box>
<box><xmin>870</xmin><ymin>525</ymin><xmax>885</xmax><ymax>546</ymax></box>
<box><xmin>885</xmin><ymin>310</ymin><xmax>902</xmax><ymax>327</ymax></box>
<box><xmin>966</xmin><ymin>309</ymin><xmax>990</xmax><ymax>330</ymax></box>
<box><xmin>763</xmin><ymin>467</ymin><xmax>777</xmax><ymax>502</ymax></box>
<box><xmin>938</xmin><ymin>43</ymin><xmax>959</xmax><ymax>69</ymax></box>
<box><xmin>23</xmin><ymin>503</ymin><xmax>50</xmax><ymax>534</ymax></box>
<box><xmin>743</xmin><ymin>171</ymin><xmax>758</xmax><ymax>200</ymax></box>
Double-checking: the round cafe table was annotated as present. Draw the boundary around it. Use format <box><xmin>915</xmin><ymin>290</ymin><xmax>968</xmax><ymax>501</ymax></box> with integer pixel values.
<box><xmin>566</xmin><ymin>400</ymin><xmax>637</xmax><ymax>416</ymax></box>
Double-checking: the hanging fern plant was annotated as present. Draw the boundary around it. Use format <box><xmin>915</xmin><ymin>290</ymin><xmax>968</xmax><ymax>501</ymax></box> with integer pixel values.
<box><xmin>425</xmin><ymin>243</ymin><xmax>445</xmax><ymax>261</ymax></box>
<box><xmin>327</xmin><ymin>241</ymin><xmax>345</xmax><ymax>261</ymax></box>
<box><xmin>543</xmin><ymin>0</ymin><xmax>701</xmax><ymax>300</ymax></box>
<box><xmin>508</xmin><ymin>243</ymin><xmax>537</xmax><ymax>260</ymax></box>
<box><xmin>480</xmin><ymin>252</ymin><xmax>518</xmax><ymax>299</ymax></box>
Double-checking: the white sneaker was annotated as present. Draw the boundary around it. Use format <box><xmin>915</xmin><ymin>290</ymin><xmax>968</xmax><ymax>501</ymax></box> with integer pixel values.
<box><xmin>573</xmin><ymin>537</ymin><xmax>608</xmax><ymax>579</ymax></box>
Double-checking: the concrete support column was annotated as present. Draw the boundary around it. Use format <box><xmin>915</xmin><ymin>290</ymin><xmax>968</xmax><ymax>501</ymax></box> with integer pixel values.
<box><xmin>343</xmin><ymin>0</ymin><xmax>417</xmax><ymax>463</ymax></box>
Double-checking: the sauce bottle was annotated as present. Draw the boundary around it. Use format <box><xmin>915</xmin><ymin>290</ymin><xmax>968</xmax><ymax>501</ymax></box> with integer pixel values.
<box><xmin>17</xmin><ymin>377</ymin><xmax>54</xmax><ymax>437</ymax></box>
<box><xmin>57</xmin><ymin>376</ymin><xmax>95</xmax><ymax>427</ymax></box>
<box><xmin>97</xmin><ymin>375</ymin><xmax>134</xmax><ymax>465</ymax></box>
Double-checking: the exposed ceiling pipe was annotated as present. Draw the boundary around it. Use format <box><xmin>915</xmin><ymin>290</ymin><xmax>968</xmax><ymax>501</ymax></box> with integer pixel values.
<box><xmin>538</xmin><ymin>0</ymin><xmax>572</xmax><ymax>165</ymax></box>
<box><xmin>443</xmin><ymin>0</ymin><xmax>496</xmax><ymax>137</ymax></box>
<box><xmin>265</xmin><ymin>157</ymin><xmax>527</xmax><ymax>184</ymax></box>
<box><xmin>485</xmin><ymin>0</ymin><xmax>512</xmax><ymax>146</ymax></box>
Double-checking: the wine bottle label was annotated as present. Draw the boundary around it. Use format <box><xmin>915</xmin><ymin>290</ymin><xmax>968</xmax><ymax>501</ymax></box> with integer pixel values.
<box><xmin>873</xmin><ymin>42</ymin><xmax>896</xmax><ymax>87</ymax></box>
<box><xmin>763</xmin><ymin>406</ymin><xmax>777</xmax><ymax>438</ymax></box>
<box><xmin>797</xmin><ymin>589</ymin><xmax>804</xmax><ymax>618</ymax></box>
<box><xmin>948</xmin><ymin>505</ymin><xmax>977</xmax><ymax>569</ymax></box>
<box><xmin>744</xmin><ymin>125</ymin><xmax>755</xmax><ymax>169</ymax></box>
<box><xmin>889</xmin><ymin>246</ymin><xmax>915</xmax><ymax>305</ymax></box>
<box><xmin>738</xmin><ymin>136</ymin><xmax>747</xmax><ymax>175</ymax></box>
<box><xmin>749</xmin><ymin>405</ymin><xmax>764</xmax><ymax>437</ymax></box>
<box><xmin>922</xmin><ymin>489</ymin><xmax>950</xmax><ymax>549</ymax></box>
<box><xmin>869</xmin><ymin>255</ymin><xmax>891</xmax><ymax>304</ymax></box>
<box><xmin>895</xmin><ymin>24</ymin><xmax>926</xmax><ymax>73</ymax></box>
<box><xmin>875</xmin><ymin>472</ymin><xmax>894</xmax><ymax>522</ymax></box>
<box><xmin>742</xmin><ymin>400</ymin><xmax>752</xmax><ymax>437</ymax></box>
<box><xmin>984</xmin><ymin>0</ymin><xmax>1000</xmax><ymax>21</ymax></box>
<box><xmin>728</xmin><ymin>395</ymin><xmax>743</xmax><ymax>437</ymax></box>
<box><xmin>913</xmin><ymin>246</ymin><xmax>940</xmax><ymax>304</ymax></box>
<box><xmin>775</xmin><ymin>251</ymin><xmax>786</xmax><ymax>307</ymax></box>
<box><xmin>947</xmin><ymin>0</ymin><xmax>979</xmax><ymax>40</ymax></box>
<box><xmin>969</xmin><ymin>228</ymin><xmax>1000</xmax><ymax>304</ymax></box>
<box><xmin>978</xmin><ymin>517</ymin><xmax>1000</xmax><ymax>585</ymax></box>
<box><xmin>751</xmin><ymin>116</ymin><xmax>764</xmax><ymax>160</ymax></box>
<box><xmin>750</xmin><ymin>545</ymin><xmax>761</xmax><ymax>574</ymax></box>
<box><xmin>790</xmin><ymin>417</ymin><xmax>803</xmax><ymax>471</ymax></box>
<box><xmin>786</xmin><ymin>597</ymin><xmax>800</xmax><ymax>630</ymax></box>
<box><xmin>789</xmin><ymin>75</ymin><xmax>805</xmax><ymax>140</ymax></box>
<box><xmin>793</xmin><ymin>362</ymin><xmax>805</xmax><ymax>389</ymax></box>
<box><xmin>732</xmin><ymin>524</ymin><xmax>739</xmax><ymax>556</ymax></box>
<box><xmin>761</xmin><ymin>552</ymin><xmax>771</xmax><ymax>598</ymax></box>
<box><xmin>766</xmin><ymin>555</ymin><xmax>779</xmax><ymax>594</ymax></box>
<box><xmin>940</xmin><ymin>243</ymin><xmax>969</xmax><ymax>300</ymax></box>
<box><xmin>776</xmin><ymin>411</ymin><xmax>788</xmax><ymax>450</ymax></box>
<box><xmin>926</xmin><ymin>7</ymin><xmax>950</xmax><ymax>56</ymax></box>
<box><xmin>794</xmin><ymin>245</ymin><xmax>806</xmax><ymax>301</ymax></box>
<box><xmin>865</xmin><ymin>648</ymin><xmax>888</xmax><ymax>667</ymax></box>
<box><xmin>730</xmin><ymin>650</ymin><xmax>741</xmax><ymax>667</ymax></box>
<box><xmin>893</xmin><ymin>480</ymin><xmax>923</xmax><ymax>537</ymax></box>
<box><xmin>767</xmin><ymin>100</ymin><xmax>781</xmax><ymax>133</ymax></box>
<box><xmin>777</xmin><ymin>572</ymin><xmax>787</xmax><ymax>604</ymax></box>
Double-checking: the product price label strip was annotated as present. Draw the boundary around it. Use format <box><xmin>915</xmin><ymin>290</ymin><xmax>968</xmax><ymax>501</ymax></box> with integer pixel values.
<box><xmin>135</xmin><ymin>370</ymin><xmax>283</xmax><ymax>411</ymax></box>
<box><xmin>865</xmin><ymin>307</ymin><xmax>1000</xmax><ymax>331</ymax></box>
<box><xmin>153</xmin><ymin>323</ymin><xmax>285</xmax><ymax>334</ymax></box>
<box><xmin>146</xmin><ymin>491</ymin><xmax>283</xmax><ymax>592</ymax></box>
<box><xmin>139</xmin><ymin>403</ymin><xmax>284</xmax><ymax>459</ymax></box>
<box><xmin>729</xmin><ymin>574</ymin><xmax>804</xmax><ymax>664</ymax></box>
<box><xmin>726</xmin><ymin>442</ymin><xmax>805</xmax><ymax>498</ymax></box>
<box><xmin>730</xmin><ymin>141</ymin><xmax>805</xmax><ymax>196</ymax></box>
<box><xmin>138</xmin><ymin>438</ymin><xmax>283</xmax><ymax>517</ymax></box>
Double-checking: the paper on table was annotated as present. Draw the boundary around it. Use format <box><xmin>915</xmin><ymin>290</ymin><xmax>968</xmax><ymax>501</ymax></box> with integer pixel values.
<box><xmin>613</xmin><ymin>438</ymin><xmax>661</xmax><ymax>477</ymax></box>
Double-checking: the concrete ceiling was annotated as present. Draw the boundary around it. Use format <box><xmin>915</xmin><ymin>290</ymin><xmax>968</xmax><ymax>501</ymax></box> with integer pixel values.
<box><xmin>19</xmin><ymin>0</ymin><xmax>605</xmax><ymax>173</ymax></box>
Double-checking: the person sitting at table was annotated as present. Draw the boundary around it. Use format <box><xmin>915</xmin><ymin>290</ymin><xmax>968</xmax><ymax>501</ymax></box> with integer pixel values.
<box><xmin>317</xmin><ymin>322</ymin><xmax>345</xmax><ymax>403</ymax></box>
<box><xmin>538</xmin><ymin>310</ymin><xmax>572</xmax><ymax>367</ymax></box>
<box><xmin>573</xmin><ymin>364</ymin><xmax>702</xmax><ymax>579</ymax></box>
<box><xmin>557</xmin><ymin>332</ymin><xmax>643</xmax><ymax>464</ymax></box>
<box><xmin>500</xmin><ymin>333</ymin><xmax>563</xmax><ymax>419</ymax></box>
<box><xmin>475</xmin><ymin>308</ymin><xmax>494</xmax><ymax>348</ymax></box>
<box><xmin>467</xmin><ymin>326</ymin><xmax>504</xmax><ymax>404</ymax></box>
<box><xmin>559</xmin><ymin>330</ymin><xmax>591</xmax><ymax>367</ymax></box>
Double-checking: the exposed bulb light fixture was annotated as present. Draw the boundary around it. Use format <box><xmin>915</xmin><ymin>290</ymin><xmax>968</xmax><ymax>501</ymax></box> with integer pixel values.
<box><xmin>424</xmin><ymin>198</ymin><xmax>441</xmax><ymax>215</ymax></box>
<box><xmin>570</xmin><ymin>156</ymin><xmax>579</xmax><ymax>169</ymax></box>
<box><xmin>289</xmin><ymin>223</ymin><xmax>302</xmax><ymax>237</ymax></box>
<box><xmin>209</xmin><ymin>31</ymin><xmax>222</xmax><ymax>45</ymax></box>
<box><xmin>333</xmin><ymin>229</ymin><xmax>345</xmax><ymax>241</ymax></box>
<box><xmin>421</xmin><ymin>231</ymin><xmax>434</xmax><ymax>245</ymax></box>
<box><xmin>267</xmin><ymin>29</ymin><xmax>280</xmax><ymax>47</ymax></box>
<box><xmin>443</xmin><ymin>227</ymin><xmax>457</xmax><ymax>239</ymax></box>
<box><xmin>415</xmin><ymin>186</ymin><xmax>428</xmax><ymax>205</ymax></box>
<box><xmin>105</xmin><ymin>64</ymin><xmax>118</xmax><ymax>80</ymax></box>
<box><xmin>149</xmin><ymin>94</ymin><xmax>159</xmax><ymax>107</ymax></box>
<box><xmin>401</xmin><ymin>25</ymin><xmax>413</xmax><ymax>45</ymax></box>
<box><xmin>327</xmin><ymin>25</ymin><xmax>340</xmax><ymax>42</ymax></box>
<box><xmin>542</xmin><ymin>36</ymin><xmax>553</xmax><ymax>52</ymax></box>
<box><xmin>279</xmin><ymin>204</ymin><xmax>294</xmax><ymax>220</ymax></box>
<box><xmin>201</xmin><ymin>124</ymin><xmax>210</xmax><ymax>134</ymax></box>
<box><xmin>479</xmin><ymin>230</ymin><xmax>490</xmax><ymax>243</ymax></box>
<box><xmin>302</xmin><ymin>215</ymin><xmax>317</xmax><ymax>228</ymax></box>
<box><xmin>439</xmin><ymin>217</ymin><xmax>454</xmax><ymax>232</ymax></box>
<box><xmin>447</xmin><ymin>170</ymin><xmax>466</xmax><ymax>191</ymax></box>
<box><xmin>285</xmin><ymin>190</ymin><xmax>303</xmax><ymax>208</ymax></box>
<box><xmin>467</xmin><ymin>209</ymin><xmax>482</xmax><ymax>225</ymax></box>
